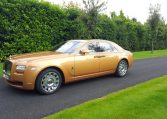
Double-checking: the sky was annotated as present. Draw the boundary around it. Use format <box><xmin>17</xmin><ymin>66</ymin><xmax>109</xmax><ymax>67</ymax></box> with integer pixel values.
<box><xmin>45</xmin><ymin>0</ymin><xmax>167</xmax><ymax>23</ymax></box>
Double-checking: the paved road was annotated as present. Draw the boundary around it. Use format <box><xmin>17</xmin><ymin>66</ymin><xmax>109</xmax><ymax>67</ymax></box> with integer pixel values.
<box><xmin>0</xmin><ymin>57</ymin><xmax>167</xmax><ymax>119</ymax></box>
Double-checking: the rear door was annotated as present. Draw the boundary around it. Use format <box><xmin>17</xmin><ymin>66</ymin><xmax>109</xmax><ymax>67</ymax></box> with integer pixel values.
<box><xmin>99</xmin><ymin>41</ymin><xmax>119</xmax><ymax>72</ymax></box>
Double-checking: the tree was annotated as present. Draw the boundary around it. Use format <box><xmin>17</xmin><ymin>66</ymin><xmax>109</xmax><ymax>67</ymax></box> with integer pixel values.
<box><xmin>63</xmin><ymin>2</ymin><xmax>86</xmax><ymax>40</ymax></box>
<box><xmin>82</xmin><ymin>0</ymin><xmax>107</xmax><ymax>38</ymax></box>
<box><xmin>97</xmin><ymin>14</ymin><xmax>116</xmax><ymax>41</ymax></box>
<box><xmin>147</xmin><ymin>4</ymin><xmax>161</xmax><ymax>53</ymax></box>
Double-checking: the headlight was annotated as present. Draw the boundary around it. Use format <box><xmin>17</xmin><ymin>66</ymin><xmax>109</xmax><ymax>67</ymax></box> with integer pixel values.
<box><xmin>16</xmin><ymin>65</ymin><xmax>26</xmax><ymax>71</ymax></box>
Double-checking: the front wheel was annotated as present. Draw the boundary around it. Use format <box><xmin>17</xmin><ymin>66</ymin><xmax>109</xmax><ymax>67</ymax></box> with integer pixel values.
<box><xmin>36</xmin><ymin>68</ymin><xmax>62</xmax><ymax>95</ymax></box>
<box><xmin>116</xmin><ymin>60</ymin><xmax>128</xmax><ymax>77</ymax></box>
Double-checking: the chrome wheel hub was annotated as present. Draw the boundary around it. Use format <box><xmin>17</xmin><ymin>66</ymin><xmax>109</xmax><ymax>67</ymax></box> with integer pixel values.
<box><xmin>41</xmin><ymin>72</ymin><xmax>60</xmax><ymax>93</ymax></box>
<box><xmin>119</xmin><ymin>61</ymin><xmax>128</xmax><ymax>76</ymax></box>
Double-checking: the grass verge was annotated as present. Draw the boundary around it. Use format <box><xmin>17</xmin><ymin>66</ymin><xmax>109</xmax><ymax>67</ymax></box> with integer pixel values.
<box><xmin>133</xmin><ymin>49</ymin><xmax>167</xmax><ymax>60</ymax></box>
<box><xmin>0</xmin><ymin>63</ymin><xmax>3</xmax><ymax>77</ymax></box>
<box><xmin>45</xmin><ymin>75</ymin><xmax>167</xmax><ymax>119</ymax></box>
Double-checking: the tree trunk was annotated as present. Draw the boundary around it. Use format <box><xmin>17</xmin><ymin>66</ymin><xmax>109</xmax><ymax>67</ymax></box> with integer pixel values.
<box><xmin>151</xmin><ymin>39</ymin><xmax>154</xmax><ymax>53</ymax></box>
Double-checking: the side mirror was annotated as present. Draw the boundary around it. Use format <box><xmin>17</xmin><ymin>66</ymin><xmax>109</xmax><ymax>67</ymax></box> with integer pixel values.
<box><xmin>79</xmin><ymin>49</ymin><xmax>89</xmax><ymax>55</ymax></box>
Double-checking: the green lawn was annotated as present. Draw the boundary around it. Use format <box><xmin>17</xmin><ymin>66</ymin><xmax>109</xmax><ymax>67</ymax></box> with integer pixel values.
<box><xmin>0</xmin><ymin>63</ymin><xmax>3</xmax><ymax>77</ymax></box>
<box><xmin>45</xmin><ymin>75</ymin><xmax>167</xmax><ymax>119</ymax></box>
<box><xmin>134</xmin><ymin>49</ymin><xmax>167</xmax><ymax>60</ymax></box>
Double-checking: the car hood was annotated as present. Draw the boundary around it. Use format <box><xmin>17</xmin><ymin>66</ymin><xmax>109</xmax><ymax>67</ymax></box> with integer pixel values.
<box><xmin>10</xmin><ymin>51</ymin><xmax>66</xmax><ymax>63</ymax></box>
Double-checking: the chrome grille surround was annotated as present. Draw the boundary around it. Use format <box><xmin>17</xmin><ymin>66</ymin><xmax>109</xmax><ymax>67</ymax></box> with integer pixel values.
<box><xmin>3</xmin><ymin>60</ymin><xmax>12</xmax><ymax>75</ymax></box>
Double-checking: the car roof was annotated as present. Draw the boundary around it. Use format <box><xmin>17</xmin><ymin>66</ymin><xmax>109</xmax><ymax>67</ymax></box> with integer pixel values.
<box><xmin>69</xmin><ymin>39</ymin><xmax>110</xmax><ymax>43</ymax></box>
<box><xmin>69</xmin><ymin>39</ymin><xmax>119</xmax><ymax>45</ymax></box>
<box><xmin>68</xmin><ymin>39</ymin><xmax>124</xmax><ymax>51</ymax></box>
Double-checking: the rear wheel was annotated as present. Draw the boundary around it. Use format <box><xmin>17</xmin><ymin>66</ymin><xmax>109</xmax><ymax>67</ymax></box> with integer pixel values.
<box><xmin>36</xmin><ymin>68</ymin><xmax>62</xmax><ymax>95</ymax></box>
<box><xmin>116</xmin><ymin>60</ymin><xmax>128</xmax><ymax>77</ymax></box>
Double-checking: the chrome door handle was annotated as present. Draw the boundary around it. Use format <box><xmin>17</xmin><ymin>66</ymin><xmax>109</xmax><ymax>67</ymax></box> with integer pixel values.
<box><xmin>94</xmin><ymin>56</ymin><xmax>106</xmax><ymax>58</ymax></box>
<box><xmin>100</xmin><ymin>55</ymin><xmax>106</xmax><ymax>58</ymax></box>
<box><xmin>94</xmin><ymin>56</ymin><xmax>100</xmax><ymax>58</ymax></box>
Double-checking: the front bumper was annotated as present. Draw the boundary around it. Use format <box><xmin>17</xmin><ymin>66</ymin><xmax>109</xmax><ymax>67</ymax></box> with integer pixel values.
<box><xmin>3</xmin><ymin>66</ymin><xmax>39</xmax><ymax>90</ymax></box>
<box><xmin>3</xmin><ymin>70</ymin><xmax>34</xmax><ymax>90</ymax></box>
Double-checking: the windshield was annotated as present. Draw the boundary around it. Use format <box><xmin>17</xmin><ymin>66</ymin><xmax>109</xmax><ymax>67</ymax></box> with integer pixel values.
<box><xmin>56</xmin><ymin>41</ymin><xmax>84</xmax><ymax>53</ymax></box>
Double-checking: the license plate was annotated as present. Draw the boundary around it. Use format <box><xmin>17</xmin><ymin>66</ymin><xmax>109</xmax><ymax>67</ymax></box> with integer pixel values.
<box><xmin>3</xmin><ymin>73</ymin><xmax>10</xmax><ymax>80</ymax></box>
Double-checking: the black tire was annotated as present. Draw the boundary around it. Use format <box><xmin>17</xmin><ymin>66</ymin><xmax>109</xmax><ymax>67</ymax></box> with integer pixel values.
<box><xmin>116</xmin><ymin>60</ymin><xmax>128</xmax><ymax>77</ymax></box>
<box><xmin>35</xmin><ymin>68</ymin><xmax>62</xmax><ymax>95</ymax></box>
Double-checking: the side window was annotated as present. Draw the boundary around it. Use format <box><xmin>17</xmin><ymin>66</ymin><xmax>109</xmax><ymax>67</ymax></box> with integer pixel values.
<box><xmin>99</xmin><ymin>42</ymin><xmax>114</xmax><ymax>52</ymax></box>
<box><xmin>88</xmin><ymin>42</ymin><xmax>100</xmax><ymax>52</ymax></box>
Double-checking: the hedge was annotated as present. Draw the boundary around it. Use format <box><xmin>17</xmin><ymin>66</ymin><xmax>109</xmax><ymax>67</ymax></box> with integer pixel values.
<box><xmin>0</xmin><ymin>0</ymin><xmax>81</xmax><ymax>60</ymax></box>
<box><xmin>0</xmin><ymin>0</ymin><xmax>167</xmax><ymax>61</ymax></box>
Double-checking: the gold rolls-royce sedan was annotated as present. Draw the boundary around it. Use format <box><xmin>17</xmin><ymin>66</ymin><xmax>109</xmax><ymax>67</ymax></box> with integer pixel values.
<box><xmin>3</xmin><ymin>39</ymin><xmax>133</xmax><ymax>94</ymax></box>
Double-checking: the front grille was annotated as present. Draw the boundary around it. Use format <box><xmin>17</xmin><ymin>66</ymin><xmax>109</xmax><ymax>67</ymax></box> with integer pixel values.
<box><xmin>3</xmin><ymin>60</ymin><xmax>12</xmax><ymax>75</ymax></box>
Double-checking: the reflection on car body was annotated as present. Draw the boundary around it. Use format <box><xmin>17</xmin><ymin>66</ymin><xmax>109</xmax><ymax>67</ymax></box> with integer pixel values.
<box><xmin>3</xmin><ymin>39</ymin><xmax>133</xmax><ymax>95</ymax></box>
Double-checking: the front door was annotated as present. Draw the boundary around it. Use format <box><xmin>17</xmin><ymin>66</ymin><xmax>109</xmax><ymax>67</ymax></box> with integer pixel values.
<box><xmin>74</xmin><ymin>41</ymin><xmax>100</xmax><ymax>77</ymax></box>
